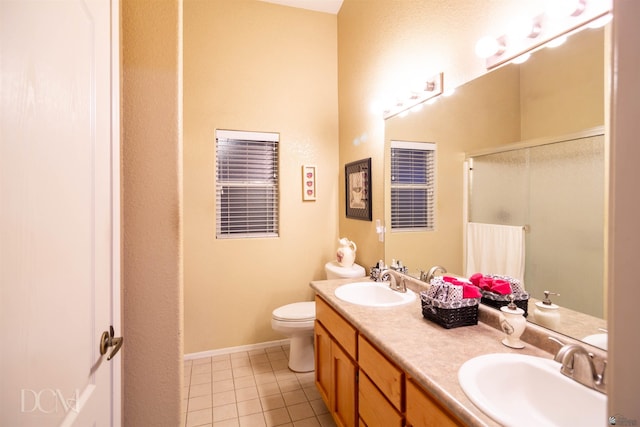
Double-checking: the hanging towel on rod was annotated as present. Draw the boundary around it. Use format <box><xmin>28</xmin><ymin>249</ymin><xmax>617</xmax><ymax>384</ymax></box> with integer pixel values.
<box><xmin>465</xmin><ymin>222</ymin><xmax>525</xmax><ymax>286</ymax></box>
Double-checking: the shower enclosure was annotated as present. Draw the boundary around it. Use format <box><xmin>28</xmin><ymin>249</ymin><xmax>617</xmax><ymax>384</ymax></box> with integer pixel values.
<box><xmin>466</xmin><ymin>129</ymin><xmax>605</xmax><ymax>318</ymax></box>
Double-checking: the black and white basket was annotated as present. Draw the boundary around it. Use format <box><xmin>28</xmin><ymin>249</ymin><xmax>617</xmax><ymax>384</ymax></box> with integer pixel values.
<box><xmin>479</xmin><ymin>274</ymin><xmax>530</xmax><ymax>316</ymax></box>
<box><xmin>420</xmin><ymin>291</ymin><xmax>480</xmax><ymax>329</ymax></box>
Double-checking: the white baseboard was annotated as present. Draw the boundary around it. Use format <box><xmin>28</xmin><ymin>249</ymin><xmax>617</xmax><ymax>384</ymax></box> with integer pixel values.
<box><xmin>184</xmin><ymin>338</ymin><xmax>290</xmax><ymax>361</ymax></box>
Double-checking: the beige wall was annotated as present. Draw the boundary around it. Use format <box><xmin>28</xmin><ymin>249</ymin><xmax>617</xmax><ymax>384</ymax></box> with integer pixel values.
<box><xmin>122</xmin><ymin>0</ymin><xmax>183</xmax><ymax>425</ymax></box>
<box><xmin>183</xmin><ymin>0</ymin><xmax>338</xmax><ymax>353</ymax></box>
<box><xmin>520</xmin><ymin>27</ymin><xmax>604</xmax><ymax>140</ymax></box>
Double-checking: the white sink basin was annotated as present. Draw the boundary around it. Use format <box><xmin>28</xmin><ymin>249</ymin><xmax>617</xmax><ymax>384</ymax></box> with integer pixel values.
<box><xmin>334</xmin><ymin>281</ymin><xmax>416</xmax><ymax>307</ymax></box>
<box><xmin>458</xmin><ymin>353</ymin><xmax>605</xmax><ymax>427</ymax></box>
<box><xmin>582</xmin><ymin>333</ymin><xmax>608</xmax><ymax>350</ymax></box>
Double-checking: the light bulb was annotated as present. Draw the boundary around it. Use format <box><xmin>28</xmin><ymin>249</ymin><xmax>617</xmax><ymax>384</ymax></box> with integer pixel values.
<box><xmin>410</xmin><ymin>103</ymin><xmax>424</xmax><ymax>113</ymax></box>
<box><xmin>475</xmin><ymin>36</ymin><xmax>503</xmax><ymax>59</ymax></box>
<box><xmin>546</xmin><ymin>0</ymin><xmax>586</xmax><ymax>18</ymax></box>
<box><xmin>546</xmin><ymin>35</ymin><xmax>568</xmax><ymax>48</ymax></box>
<box><xmin>443</xmin><ymin>88</ymin><xmax>456</xmax><ymax>97</ymax></box>
<box><xmin>511</xmin><ymin>52</ymin><xmax>531</xmax><ymax>64</ymax></box>
<box><xmin>588</xmin><ymin>13</ymin><xmax>612</xmax><ymax>29</ymax></box>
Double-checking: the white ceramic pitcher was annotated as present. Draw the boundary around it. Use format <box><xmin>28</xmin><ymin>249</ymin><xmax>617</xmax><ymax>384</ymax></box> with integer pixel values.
<box><xmin>336</xmin><ymin>237</ymin><xmax>357</xmax><ymax>267</ymax></box>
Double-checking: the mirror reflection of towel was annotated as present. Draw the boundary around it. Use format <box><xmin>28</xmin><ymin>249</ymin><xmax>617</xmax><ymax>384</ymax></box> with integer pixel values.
<box><xmin>465</xmin><ymin>222</ymin><xmax>525</xmax><ymax>286</ymax></box>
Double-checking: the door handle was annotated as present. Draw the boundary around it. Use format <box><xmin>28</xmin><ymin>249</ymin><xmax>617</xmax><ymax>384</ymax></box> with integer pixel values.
<box><xmin>100</xmin><ymin>325</ymin><xmax>123</xmax><ymax>361</ymax></box>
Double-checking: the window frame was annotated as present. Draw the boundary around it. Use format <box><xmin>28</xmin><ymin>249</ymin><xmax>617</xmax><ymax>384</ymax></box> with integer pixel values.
<box><xmin>389</xmin><ymin>140</ymin><xmax>437</xmax><ymax>232</ymax></box>
<box><xmin>215</xmin><ymin>129</ymin><xmax>280</xmax><ymax>239</ymax></box>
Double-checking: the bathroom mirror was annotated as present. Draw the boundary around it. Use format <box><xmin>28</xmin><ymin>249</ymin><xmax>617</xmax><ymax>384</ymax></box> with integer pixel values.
<box><xmin>384</xmin><ymin>25</ymin><xmax>607</xmax><ymax>348</ymax></box>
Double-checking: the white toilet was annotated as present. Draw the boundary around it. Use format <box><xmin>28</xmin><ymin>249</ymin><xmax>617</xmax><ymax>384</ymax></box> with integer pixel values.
<box><xmin>271</xmin><ymin>261</ymin><xmax>366</xmax><ymax>372</ymax></box>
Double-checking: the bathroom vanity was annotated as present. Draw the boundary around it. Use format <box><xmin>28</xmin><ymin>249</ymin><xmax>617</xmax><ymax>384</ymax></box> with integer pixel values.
<box><xmin>311</xmin><ymin>277</ymin><xmax>580</xmax><ymax>427</ymax></box>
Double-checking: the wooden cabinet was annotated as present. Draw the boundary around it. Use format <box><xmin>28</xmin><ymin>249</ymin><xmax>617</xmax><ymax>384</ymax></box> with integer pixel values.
<box><xmin>315</xmin><ymin>294</ymin><xmax>465</xmax><ymax>427</ymax></box>
<box><xmin>315</xmin><ymin>296</ymin><xmax>358</xmax><ymax>427</ymax></box>
<box><xmin>406</xmin><ymin>378</ymin><xmax>464</xmax><ymax>427</ymax></box>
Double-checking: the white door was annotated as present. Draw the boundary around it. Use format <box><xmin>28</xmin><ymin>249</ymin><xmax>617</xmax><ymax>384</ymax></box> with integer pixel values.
<box><xmin>0</xmin><ymin>0</ymin><xmax>121</xmax><ymax>426</ymax></box>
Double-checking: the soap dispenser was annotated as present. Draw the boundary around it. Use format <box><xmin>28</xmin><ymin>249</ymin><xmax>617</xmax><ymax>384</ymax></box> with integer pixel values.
<box><xmin>499</xmin><ymin>295</ymin><xmax>526</xmax><ymax>349</ymax></box>
<box><xmin>534</xmin><ymin>291</ymin><xmax>560</xmax><ymax>330</ymax></box>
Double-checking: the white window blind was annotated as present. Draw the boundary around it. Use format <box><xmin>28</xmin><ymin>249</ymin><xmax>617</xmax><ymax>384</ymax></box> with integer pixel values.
<box><xmin>215</xmin><ymin>130</ymin><xmax>279</xmax><ymax>238</ymax></box>
<box><xmin>390</xmin><ymin>141</ymin><xmax>436</xmax><ymax>231</ymax></box>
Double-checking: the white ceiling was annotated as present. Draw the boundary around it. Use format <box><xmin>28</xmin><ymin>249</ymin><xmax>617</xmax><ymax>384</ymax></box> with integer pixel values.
<box><xmin>259</xmin><ymin>0</ymin><xmax>344</xmax><ymax>14</ymax></box>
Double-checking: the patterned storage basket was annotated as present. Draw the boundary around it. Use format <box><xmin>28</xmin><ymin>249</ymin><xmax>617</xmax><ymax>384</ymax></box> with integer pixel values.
<box><xmin>479</xmin><ymin>274</ymin><xmax>530</xmax><ymax>316</ymax></box>
<box><xmin>420</xmin><ymin>291</ymin><xmax>479</xmax><ymax>329</ymax></box>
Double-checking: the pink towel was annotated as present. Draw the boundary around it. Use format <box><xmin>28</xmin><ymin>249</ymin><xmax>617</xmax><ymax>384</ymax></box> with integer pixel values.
<box><xmin>468</xmin><ymin>273</ymin><xmax>513</xmax><ymax>295</ymax></box>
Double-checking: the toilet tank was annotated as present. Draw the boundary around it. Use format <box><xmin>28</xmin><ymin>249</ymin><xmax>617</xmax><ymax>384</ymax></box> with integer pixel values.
<box><xmin>324</xmin><ymin>261</ymin><xmax>367</xmax><ymax>279</ymax></box>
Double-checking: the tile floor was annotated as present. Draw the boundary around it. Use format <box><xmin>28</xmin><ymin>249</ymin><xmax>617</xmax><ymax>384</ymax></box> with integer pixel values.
<box><xmin>182</xmin><ymin>345</ymin><xmax>337</xmax><ymax>427</ymax></box>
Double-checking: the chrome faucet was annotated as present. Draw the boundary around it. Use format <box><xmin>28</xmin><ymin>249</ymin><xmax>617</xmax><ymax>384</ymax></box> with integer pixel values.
<box><xmin>549</xmin><ymin>338</ymin><xmax>607</xmax><ymax>394</ymax></box>
<box><xmin>380</xmin><ymin>269</ymin><xmax>407</xmax><ymax>293</ymax></box>
<box><xmin>421</xmin><ymin>265</ymin><xmax>447</xmax><ymax>283</ymax></box>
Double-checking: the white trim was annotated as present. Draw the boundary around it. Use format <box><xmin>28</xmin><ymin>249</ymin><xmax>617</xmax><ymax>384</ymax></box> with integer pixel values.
<box><xmin>464</xmin><ymin>126</ymin><xmax>604</xmax><ymax>159</ymax></box>
<box><xmin>183</xmin><ymin>339</ymin><xmax>290</xmax><ymax>361</ymax></box>
<box><xmin>391</xmin><ymin>140</ymin><xmax>436</xmax><ymax>151</ymax></box>
<box><xmin>216</xmin><ymin>129</ymin><xmax>279</xmax><ymax>142</ymax></box>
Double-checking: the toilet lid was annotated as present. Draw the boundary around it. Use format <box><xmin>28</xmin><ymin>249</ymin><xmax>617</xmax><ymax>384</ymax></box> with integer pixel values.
<box><xmin>272</xmin><ymin>302</ymin><xmax>316</xmax><ymax>321</ymax></box>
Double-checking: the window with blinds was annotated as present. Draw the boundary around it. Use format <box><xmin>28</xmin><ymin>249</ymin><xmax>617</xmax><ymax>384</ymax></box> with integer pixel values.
<box><xmin>215</xmin><ymin>130</ymin><xmax>279</xmax><ymax>238</ymax></box>
<box><xmin>390</xmin><ymin>141</ymin><xmax>436</xmax><ymax>231</ymax></box>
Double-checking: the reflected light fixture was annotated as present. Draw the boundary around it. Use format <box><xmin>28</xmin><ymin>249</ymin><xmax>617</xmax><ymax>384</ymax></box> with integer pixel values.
<box><xmin>475</xmin><ymin>36</ymin><xmax>504</xmax><ymax>59</ymax></box>
<box><xmin>476</xmin><ymin>0</ymin><xmax>611</xmax><ymax>69</ymax></box>
<box><xmin>546</xmin><ymin>0</ymin><xmax>587</xmax><ymax>18</ymax></box>
<box><xmin>511</xmin><ymin>52</ymin><xmax>531</xmax><ymax>64</ymax></box>
<box><xmin>546</xmin><ymin>35</ymin><xmax>568</xmax><ymax>48</ymax></box>
<box><xmin>383</xmin><ymin>72</ymin><xmax>443</xmax><ymax>119</ymax></box>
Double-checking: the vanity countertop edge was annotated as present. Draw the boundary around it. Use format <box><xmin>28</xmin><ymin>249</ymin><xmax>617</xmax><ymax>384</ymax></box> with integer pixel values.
<box><xmin>310</xmin><ymin>277</ymin><xmax>554</xmax><ymax>427</ymax></box>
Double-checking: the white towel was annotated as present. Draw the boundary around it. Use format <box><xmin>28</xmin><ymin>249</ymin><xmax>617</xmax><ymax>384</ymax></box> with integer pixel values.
<box><xmin>465</xmin><ymin>222</ymin><xmax>525</xmax><ymax>286</ymax></box>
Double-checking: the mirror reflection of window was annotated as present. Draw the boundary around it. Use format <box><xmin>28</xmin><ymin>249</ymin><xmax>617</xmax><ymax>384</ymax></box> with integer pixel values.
<box><xmin>390</xmin><ymin>141</ymin><xmax>436</xmax><ymax>231</ymax></box>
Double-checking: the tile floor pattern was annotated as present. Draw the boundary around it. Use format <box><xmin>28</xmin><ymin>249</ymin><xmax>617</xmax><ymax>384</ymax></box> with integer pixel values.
<box><xmin>182</xmin><ymin>345</ymin><xmax>337</xmax><ymax>427</ymax></box>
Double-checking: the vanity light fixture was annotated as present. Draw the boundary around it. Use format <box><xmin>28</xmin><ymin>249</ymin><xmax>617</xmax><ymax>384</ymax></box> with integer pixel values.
<box><xmin>383</xmin><ymin>72</ymin><xmax>443</xmax><ymax>120</ymax></box>
<box><xmin>546</xmin><ymin>0</ymin><xmax>587</xmax><ymax>18</ymax></box>
<box><xmin>474</xmin><ymin>35</ymin><xmax>505</xmax><ymax>59</ymax></box>
<box><xmin>477</xmin><ymin>0</ymin><xmax>611</xmax><ymax>70</ymax></box>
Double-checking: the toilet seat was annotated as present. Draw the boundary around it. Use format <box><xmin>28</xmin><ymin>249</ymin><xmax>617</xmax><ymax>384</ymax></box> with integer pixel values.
<box><xmin>272</xmin><ymin>301</ymin><xmax>315</xmax><ymax>322</ymax></box>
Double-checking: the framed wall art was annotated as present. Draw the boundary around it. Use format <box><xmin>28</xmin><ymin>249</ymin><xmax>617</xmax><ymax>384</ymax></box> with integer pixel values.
<box><xmin>302</xmin><ymin>165</ymin><xmax>317</xmax><ymax>201</ymax></box>
<box><xmin>345</xmin><ymin>158</ymin><xmax>371</xmax><ymax>221</ymax></box>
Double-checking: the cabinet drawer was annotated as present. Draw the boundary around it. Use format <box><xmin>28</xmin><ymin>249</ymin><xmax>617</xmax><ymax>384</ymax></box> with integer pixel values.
<box><xmin>406</xmin><ymin>379</ymin><xmax>463</xmax><ymax>427</ymax></box>
<box><xmin>358</xmin><ymin>372</ymin><xmax>403</xmax><ymax>427</ymax></box>
<box><xmin>315</xmin><ymin>296</ymin><xmax>357</xmax><ymax>358</ymax></box>
<box><xmin>358</xmin><ymin>335</ymin><xmax>403</xmax><ymax>410</ymax></box>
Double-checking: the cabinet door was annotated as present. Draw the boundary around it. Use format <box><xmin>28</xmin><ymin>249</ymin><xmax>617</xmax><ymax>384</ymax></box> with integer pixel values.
<box><xmin>332</xmin><ymin>341</ymin><xmax>357</xmax><ymax>427</ymax></box>
<box><xmin>358</xmin><ymin>335</ymin><xmax>403</xmax><ymax>411</ymax></box>
<box><xmin>358</xmin><ymin>372</ymin><xmax>403</xmax><ymax>427</ymax></box>
<box><xmin>406</xmin><ymin>379</ymin><xmax>463</xmax><ymax>427</ymax></box>
<box><xmin>316</xmin><ymin>296</ymin><xmax>357</xmax><ymax>358</ymax></box>
<box><xmin>315</xmin><ymin>320</ymin><xmax>332</xmax><ymax>406</ymax></box>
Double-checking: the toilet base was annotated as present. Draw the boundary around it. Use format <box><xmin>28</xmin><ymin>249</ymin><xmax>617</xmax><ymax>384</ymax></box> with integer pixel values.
<box><xmin>288</xmin><ymin>334</ymin><xmax>315</xmax><ymax>372</ymax></box>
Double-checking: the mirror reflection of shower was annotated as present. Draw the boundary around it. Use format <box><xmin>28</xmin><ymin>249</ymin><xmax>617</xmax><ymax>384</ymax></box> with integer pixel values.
<box><xmin>467</xmin><ymin>130</ymin><xmax>605</xmax><ymax>318</ymax></box>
